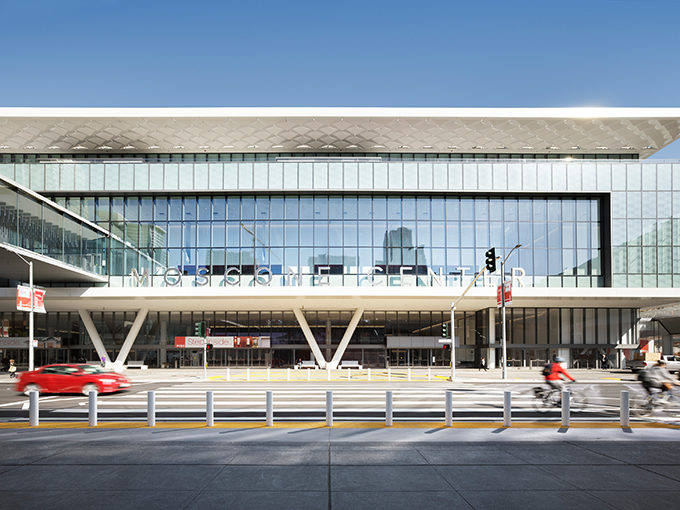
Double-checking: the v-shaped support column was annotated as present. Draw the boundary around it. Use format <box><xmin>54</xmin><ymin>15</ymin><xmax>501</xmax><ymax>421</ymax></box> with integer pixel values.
<box><xmin>78</xmin><ymin>310</ymin><xmax>110</xmax><ymax>365</ymax></box>
<box><xmin>327</xmin><ymin>309</ymin><xmax>363</xmax><ymax>370</ymax></box>
<box><xmin>293</xmin><ymin>308</ymin><xmax>328</xmax><ymax>369</ymax></box>
<box><xmin>114</xmin><ymin>308</ymin><xmax>149</xmax><ymax>370</ymax></box>
<box><xmin>79</xmin><ymin>308</ymin><xmax>148</xmax><ymax>372</ymax></box>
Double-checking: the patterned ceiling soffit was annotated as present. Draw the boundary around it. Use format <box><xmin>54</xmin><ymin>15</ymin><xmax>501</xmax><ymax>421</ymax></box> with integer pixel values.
<box><xmin>0</xmin><ymin>107</ymin><xmax>679</xmax><ymax>158</ymax></box>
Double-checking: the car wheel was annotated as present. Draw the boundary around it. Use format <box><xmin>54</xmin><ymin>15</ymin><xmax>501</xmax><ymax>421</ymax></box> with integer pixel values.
<box><xmin>23</xmin><ymin>383</ymin><xmax>41</xmax><ymax>396</ymax></box>
<box><xmin>82</xmin><ymin>383</ymin><xmax>99</xmax><ymax>396</ymax></box>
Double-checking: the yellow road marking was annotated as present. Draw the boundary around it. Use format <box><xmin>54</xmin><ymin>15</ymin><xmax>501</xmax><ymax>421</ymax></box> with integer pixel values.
<box><xmin>0</xmin><ymin>421</ymin><xmax>678</xmax><ymax>430</ymax></box>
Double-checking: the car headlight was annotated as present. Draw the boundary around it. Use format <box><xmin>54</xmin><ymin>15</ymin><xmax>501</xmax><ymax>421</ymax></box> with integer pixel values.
<box><xmin>99</xmin><ymin>378</ymin><xmax>117</xmax><ymax>384</ymax></box>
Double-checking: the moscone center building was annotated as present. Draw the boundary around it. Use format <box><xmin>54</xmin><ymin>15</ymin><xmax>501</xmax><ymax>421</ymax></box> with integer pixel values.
<box><xmin>1</xmin><ymin>107</ymin><xmax>680</xmax><ymax>370</ymax></box>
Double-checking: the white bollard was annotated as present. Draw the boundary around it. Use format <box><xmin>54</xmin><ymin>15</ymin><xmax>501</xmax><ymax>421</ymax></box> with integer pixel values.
<box><xmin>327</xmin><ymin>369</ymin><xmax>331</xmax><ymax>381</ymax></box>
<box><xmin>246</xmin><ymin>367</ymin><xmax>251</xmax><ymax>382</ymax></box>
<box><xmin>408</xmin><ymin>367</ymin><xmax>411</xmax><ymax>381</ymax></box>
<box><xmin>206</xmin><ymin>391</ymin><xmax>214</xmax><ymax>427</ymax></box>
<box><xmin>29</xmin><ymin>390</ymin><xmax>39</xmax><ymax>427</ymax></box>
<box><xmin>287</xmin><ymin>368</ymin><xmax>291</xmax><ymax>381</ymax></box>
<box><xmin>367</xmin><ymin>368</ymin><xmax>371</xmax><ymax>381</ymax></box>
<box><xmin>388</xmin><ymin>367</ymin><xmax>391</xmax><ymax>381</ymax></box>
<box><xmin>226</xmin><ymin>367</ymin><xmax>230</xmax><ymax>382</ymax></box>
<box><xmin>347</xmin><ymin>369</ymin><xmax>351</xmax><ymax>381</ymax></box>
<box><xmin>386</xmin><ymin>391</ymin><xmax>393</xmax><ymax>426</ymax></box>
<box><xmin>266</xmin><ymin>391</ymin><xmax>273</xmax><ymax>427</ymax></box>
<box><xmin>147</xmin><ymin>391</ymin><xmax>156</xmax><ymax>427</ymax></box>
<box><xmin>561</xmin><ymin>390</ymin><xmax>570</xmax><ymax>427</ymax></box>
<box><xmin>445</xmin><ymin>390</ymin><xmax>453</xmax><ymax>426</ymax></box>
<box><xmin>620</xmin><ymin>390</ymin><xmax>630</xmax><ymax>427</ymax></box>
<box><xmin>326</xmin><ymin>391</ymin><xmax>333</xmax><ymax>427</ymax></box>
<box><xmin>428</xmin><ymin>367</ymin><xmax>431</xmax><ymax>381</ymax></box>
<box><xmin>89</xmin><ymin>391</ymin><xmax>98</xmax><ymax>427</ymax></box>
<box><xmin>503</xmin><ymin>391</ymin><xmax>511</xmax><ymax>427</ymax></box>
<box><xmin>307</xmin><ymin>368</ymin><xmax>311</xmax><ymax>381</ymax></box>
<box><xmin>267</xmin><ymin>367</ymin><xmax>271</xmax><ymax>381</ymax></box>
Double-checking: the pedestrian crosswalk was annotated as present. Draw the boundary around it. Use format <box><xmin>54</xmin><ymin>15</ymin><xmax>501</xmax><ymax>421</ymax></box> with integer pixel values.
<box><xmin>0</xmin><ymin>380</ymin><xmax>641</xmax><ymax>422</ymax></box>
<box><xmin>67</xmin><ymin>382</ymin><xmax>563</xmax><ymax>419</ymax></box>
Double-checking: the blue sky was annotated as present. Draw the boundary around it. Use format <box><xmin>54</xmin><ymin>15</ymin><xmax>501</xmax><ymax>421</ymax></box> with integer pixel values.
<box><xmin>1</xmin><ymin>0</ymin><xmax>679</xmax><ymax>156</ymax></box>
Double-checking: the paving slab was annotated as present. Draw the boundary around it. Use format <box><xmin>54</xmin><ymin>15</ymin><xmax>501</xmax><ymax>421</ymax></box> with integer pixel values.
<box><xmin>331</xmin><ymin>465</ymin><xmax>448</xmax><ymax>492</ymax></box>
<box><xmin>538</xmin><ymin>464</ymin><xmax>680</xmax><ymax>490</ymax></box>
<box><xmin>186</xmin><ymin>490</ymin><xmax>329</xmax><ymax>510</ymax></box>
<box><xmin>36</xmin><ymin>444</ymin><xmax>239</xmax><ymax>465</ymax></box>
<box><xmin>332</xmin><ymin>491</ymin><xmax>471</xmax><ymax>509</ymax></box>
<box><xmin>0</xmin><ymin>490</ymin><xmax>196</xmax><ymax>510</ymax></box>
<box><xmin>459</xmin><ymin>490</ymin><xmax>616</xmax><ymax>510</ymax></box>
<box><xmin>500</xmin><ymin>443</ymin><xmax>624</xmax><ymax>464</ymax></box>
<box><xmin>205</xmin><ymin>465</ymin><xmax>328</xmax><ymax>492</ymax></box>
<box><xmin>588</xmin><ymin>491</ymin><xmax>680</xmax><ymax>510</ymax></box>
<box><xmin>436</xmin><ymin>465</ymin><xmax>570</xmax><ymax>491</ymax></box>
<box><xmin>574</xmin><ymin>441</ymin><xmax>680</xmax><ymax>463</ymax></box>
<box><xmin>417</xmin><ymin>444</ymin><xmax>525</xmax><ymax>464</ymax></box>
<box><xmin>0</xmin><ymin>464</ymin><xmax>222</xmax><ymax>491</ymax></box>
<box><xmin>330</xmin><ymin>446</ymin><xmax>428</xmax><ymax>465</ymax></box>
<box><xmin>228</xmin><ymin>445</ymin><xmax>329</xmax><ymax>465</ymax></box>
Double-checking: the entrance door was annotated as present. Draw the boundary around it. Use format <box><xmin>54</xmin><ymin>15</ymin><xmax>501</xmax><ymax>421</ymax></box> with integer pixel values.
<box><xmin>389</xmin><ymin>349</ymin><xmax>408</xmax><ymax>366</ymax></box>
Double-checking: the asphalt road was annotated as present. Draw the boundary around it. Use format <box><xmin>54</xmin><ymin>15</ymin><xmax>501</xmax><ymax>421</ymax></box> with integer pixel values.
<box><xmin>0</xmin><ymin>377</ymin><xmax>672</xmax><ymax>423</ymax></box>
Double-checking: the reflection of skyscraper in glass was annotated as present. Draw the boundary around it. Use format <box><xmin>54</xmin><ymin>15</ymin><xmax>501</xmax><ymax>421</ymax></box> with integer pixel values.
<box><xmin>383</xmin><ymin>227</ymin><xmax>427</xmax><ymax>269</ymax></box>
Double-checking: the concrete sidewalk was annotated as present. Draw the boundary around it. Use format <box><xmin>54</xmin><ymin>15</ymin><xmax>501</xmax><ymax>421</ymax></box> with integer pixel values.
<box><xmin>0</xmin><ymin>429</ymin><xmax>679</xmax><ymax>509</ymax></box>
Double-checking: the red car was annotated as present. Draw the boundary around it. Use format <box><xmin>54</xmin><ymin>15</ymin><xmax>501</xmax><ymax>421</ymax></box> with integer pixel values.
<box><xmin>15</xmin><ymin>364</ymin><xmax>131</xmax><ymax>396</ymax></box>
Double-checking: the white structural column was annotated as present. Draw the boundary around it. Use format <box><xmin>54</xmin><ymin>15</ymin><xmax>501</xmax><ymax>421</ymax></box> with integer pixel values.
<box><xmin>114</xmin><ymin>308</ymin><xmax>149</xmax><ymax>369</ymax></box>
<box><xmin>78</xmin><ymin>310</ymin><xmax>111</xmax><ymax>365</ymax></box>
<box><xmin>293</xmin><ymin>308</ymin><xmax>328</xmax><ymax>369</ymax></box>
<box><xmin>327</xmin><ymin>309</ymin><xmax>364</xmax><ymax>370</ymax></box>
<box><xmin>488</xmin><ymin>307</ymin><xmax>496</xmax><ymax>369</ymax></box>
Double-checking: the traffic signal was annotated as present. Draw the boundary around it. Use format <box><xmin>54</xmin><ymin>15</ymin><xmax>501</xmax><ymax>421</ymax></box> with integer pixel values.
<box><xmin>485</xmin><ymin>247</ymin><xmax>496</xmax><ymax>273</ymax></box>
<box><xmin>442</xmin><ymin>322</ymin><xmax>449</xmax><ymax>338</ymax></box>
<box><xmin>206</xmin><ymin>343</ymin><xmax>213</xmax><ymax>351</ymax></box>
<box><xmin>443</xmin><ymin>344</ymin><xmax>449</xmax><ymax>350</ymax></box>
<box><xmin>194</xmin><ymin>321</ymin><xmax>205</xmax><ymax>337</ymax></box>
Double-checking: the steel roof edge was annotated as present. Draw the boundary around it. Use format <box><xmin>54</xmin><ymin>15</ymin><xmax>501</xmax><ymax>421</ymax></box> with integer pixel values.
<box><xmin>0</xmin><ymin>106</ymin><xmax>680</xmax><ymax>119</ymax></box>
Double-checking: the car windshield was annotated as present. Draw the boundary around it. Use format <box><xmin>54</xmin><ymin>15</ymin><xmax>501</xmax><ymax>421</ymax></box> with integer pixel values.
<box><xmin>80</xmin><ymin>365</ymin><xmax>110</xmax><ymax>374</ymax></box>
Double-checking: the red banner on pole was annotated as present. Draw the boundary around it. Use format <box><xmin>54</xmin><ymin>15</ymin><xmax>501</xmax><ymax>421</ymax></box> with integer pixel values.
<box><xmin>16</xmin><ymin>286</ymin><xmax>46</xmax><ymax>313</ymax></box>
<box><xmin>496</xmin><ymin>282</ymin><xmax>512</xmax><ymax>307</ymax></box>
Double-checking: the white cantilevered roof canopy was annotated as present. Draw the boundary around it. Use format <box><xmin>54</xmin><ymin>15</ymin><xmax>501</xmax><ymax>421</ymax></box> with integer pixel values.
<box><xmin>0</xmin><ymin>107</ymin><xmax>679</xmax><ymax>158</ymax></box>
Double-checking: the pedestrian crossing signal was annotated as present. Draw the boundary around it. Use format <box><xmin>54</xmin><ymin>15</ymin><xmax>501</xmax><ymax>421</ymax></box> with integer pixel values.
<box><xmin>206</xmin><ymin>343</ymin><xmax>213</xmax><ymax>351</ymax></box>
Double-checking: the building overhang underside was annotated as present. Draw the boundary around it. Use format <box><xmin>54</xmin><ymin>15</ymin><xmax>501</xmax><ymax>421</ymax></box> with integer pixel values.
<box><xmin>0</xmin><ymin>107</ymin><xmax>679</xmax><ymax>158</ymax></box>
<box><xmin>0</xmin><ymin>244</ymin><xmax>108</xmax><ymax>284</ymax></box>
<box><xmin>1</xmin><ymin>287</ymin><xmax>679</xmax><ymax>313</ymax></box>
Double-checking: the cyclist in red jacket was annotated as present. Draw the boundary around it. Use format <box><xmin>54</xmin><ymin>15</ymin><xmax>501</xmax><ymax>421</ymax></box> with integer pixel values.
<box><xmin>543</xmin><ymin>356</ymin><xmax>575</xmax><ymax>392</ymax></box>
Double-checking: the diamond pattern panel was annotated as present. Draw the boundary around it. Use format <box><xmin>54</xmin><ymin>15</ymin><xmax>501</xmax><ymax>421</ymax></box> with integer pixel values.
<box><xmin>0</xmin><ymin>113</ymin><xmax>679</xmax><ymax>158</ymax></box>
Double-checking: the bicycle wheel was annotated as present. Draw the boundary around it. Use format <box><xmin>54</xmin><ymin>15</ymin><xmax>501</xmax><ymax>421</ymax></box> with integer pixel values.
<box><xmin>631</xmin><ymin>398</ymin><xmax>654</xmax><ymax>417</ymax></box>
<box><xmin>532</xmin><ymin>388</ymin><xmax>558</xmax><ymax>413</ymax></box>
<box><xmin>569</xmin><ymin>389</ymin><xmax>588</xmax><ymax>412</ymax></box>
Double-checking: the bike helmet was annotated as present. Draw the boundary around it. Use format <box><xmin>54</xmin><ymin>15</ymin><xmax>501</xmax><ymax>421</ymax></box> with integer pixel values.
<box><xmin>554</xmin><ymin>357</ymin><xmax>565</xmax><ymax>363</ymax></box>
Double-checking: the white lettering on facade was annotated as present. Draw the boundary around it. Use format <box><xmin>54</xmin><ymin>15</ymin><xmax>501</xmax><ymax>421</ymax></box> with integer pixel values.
<box><xmin>224</xmin><ymin>266</ymin><xmax>241</xmax><ymax>286</ymax></box>
<box><xmin>130</xmin><ymin>265</ymin><xmax>527</xmax><ymax>288</ymax></box>
<box><xmin>456</xmin><ymin>267</ymin><xmax>470</xmax><ymax>286</ymax></box>
<box><xmin>195</xmin><ymin>267</ymin><xmax>209</xmax><ymax>286</ymax></box>
<box><xmin>163</xmin><ymin>267</ymin><xmax>182</xmax><ymax>286</ymax></box>
<box><xmin>511</xmin><ymin>267</ymin><xmax>526</xmax><ymax>287</ymax></box>
<box><xmin>130</xmin><ymin>268</ymin><xmax>150</xmax><ymax>287</ymax></box>
<box><xmin>254</xmin><ymin>266</ymin><xmax>273</xmax><ymax>286</ymax></box>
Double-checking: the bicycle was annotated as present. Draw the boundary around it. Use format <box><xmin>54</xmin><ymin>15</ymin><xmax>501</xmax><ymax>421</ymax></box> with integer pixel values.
<box><xmin>632</xmin><ymin>389</ymin><xmax>680</xmax><ymax>417</ymax></box>
<box><xmin>532</xmin><ymin>382</ymin><xmax>588</xmax><ymax>413</ymax></box>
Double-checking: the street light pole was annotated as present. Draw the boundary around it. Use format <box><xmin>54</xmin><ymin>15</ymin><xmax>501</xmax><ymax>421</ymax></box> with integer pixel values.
<box><xmin>501</xmin><ymin>257</ymin><xmax>507</xmax><ymax>380</ymax></box>
<box><xmin>500</xmin><ymin>244</ymin><xmax>521</xmax><ymax>380</ymax></box>
<box><xmin>450</xmin><ymin>302</ymin><xmax>455</xmax><ymax>381</ymax></box>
